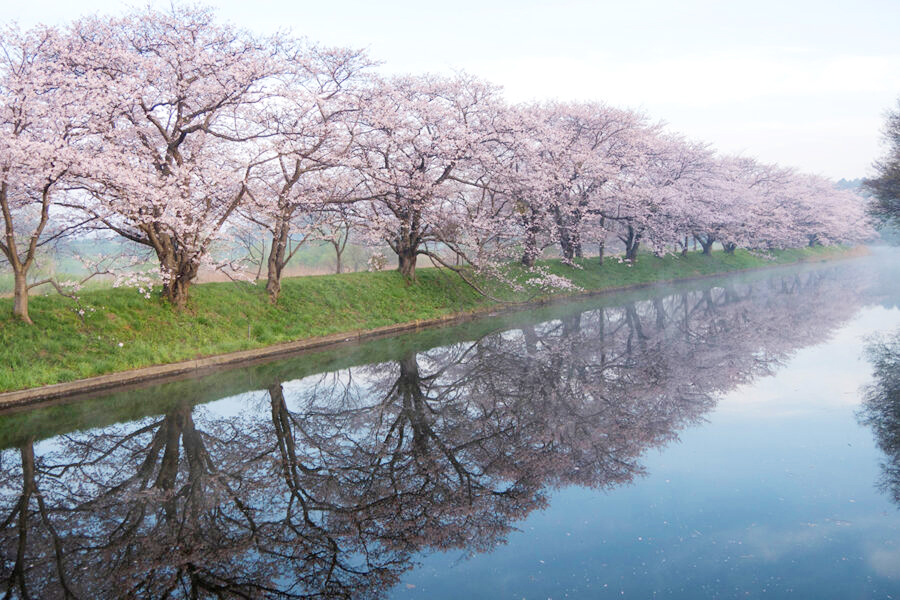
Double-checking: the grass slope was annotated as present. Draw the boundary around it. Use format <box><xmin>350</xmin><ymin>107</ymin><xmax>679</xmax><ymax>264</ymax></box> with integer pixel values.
<box><xmin>0</xmin><ymin>246</ymin><xmax>854</xmax><ymax>393</ymax></box>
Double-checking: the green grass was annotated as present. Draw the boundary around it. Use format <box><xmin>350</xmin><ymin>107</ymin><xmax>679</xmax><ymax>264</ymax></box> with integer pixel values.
<box><xmin>537</xmin><ymin>246</ymin><xmax>851</xmax><ymax>290</ymax></box>
<box><xmin>0</xmin><ymin>246</ymin><xmax>857</xmax><ymax>393</ymax></box>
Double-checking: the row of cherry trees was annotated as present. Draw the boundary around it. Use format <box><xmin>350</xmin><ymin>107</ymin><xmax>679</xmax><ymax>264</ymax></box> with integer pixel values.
<box><xmin>1</xmin><ymin>5</ymin><xmax>874</xmax><ymax>322</ymax></box>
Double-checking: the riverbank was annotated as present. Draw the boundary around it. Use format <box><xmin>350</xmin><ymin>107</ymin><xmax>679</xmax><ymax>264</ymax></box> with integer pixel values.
<box><xmin>0</xmin><ymin>246</ymin><xmax>862</xmax><ymax>397</ymax></box>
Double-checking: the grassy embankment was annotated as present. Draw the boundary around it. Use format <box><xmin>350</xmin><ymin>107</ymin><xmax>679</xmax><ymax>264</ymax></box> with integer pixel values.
<box><xmin>0</xmin><ymin>246</ymin><xmax>856</xmax><ymax>393</ymax></box>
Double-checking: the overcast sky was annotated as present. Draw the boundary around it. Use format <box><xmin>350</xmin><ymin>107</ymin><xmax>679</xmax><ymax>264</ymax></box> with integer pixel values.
<box><xmin>7</xmin><ymin>0</ymin><xmax>900</xmax><ymax>180</ymax></box>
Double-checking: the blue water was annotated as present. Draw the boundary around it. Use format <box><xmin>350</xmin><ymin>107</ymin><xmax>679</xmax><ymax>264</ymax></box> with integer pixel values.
<box><xmin>393</xmin><ymin>306</ymin><xmax>900</xmax><ymax>599</ymax></box>
<box><xmin>3</xmin><ymin>251</ymin><xmax>900</xmax><ymax>599</ymax></box>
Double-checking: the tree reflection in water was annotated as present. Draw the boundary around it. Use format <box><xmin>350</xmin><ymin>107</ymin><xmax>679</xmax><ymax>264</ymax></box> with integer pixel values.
<box><xmin>860</xmin><ymin>329</ymin><xmax>900</xmax><ymax>506</ymax></box>
<box><xmin>0</xmin><ymin>267</ymin><xmax>865</xmax><ymax>599</ymax></box>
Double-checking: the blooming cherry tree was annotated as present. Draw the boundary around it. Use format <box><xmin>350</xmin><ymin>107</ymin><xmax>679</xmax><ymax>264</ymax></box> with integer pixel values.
<box><xmin>350</xmin><ymin>74</ymin><xmax>503</xmax><ymax>281</ymax></box>
<box><xmin>243</xmin><ymin>44</ymin><xmax>371</xmax><ymax>302</ymax></box>
<box><xmin>1</xmin><ymin>3</ymin><xmax>876</xmax><ymax>321</ymax></box>
<box><xmin>602</xmin><ymin>133</ymin><xmax>708</xmax><ymax>261</ymax></box>
<box><xmin>72</xmin><ymin>6</ymin><xmax>282</xmax><ymax>307</ymax></box>
<box><xmin>0</xmin><ymin>24</ymin><xmax>96</xmax><ymax>323</ymax></box>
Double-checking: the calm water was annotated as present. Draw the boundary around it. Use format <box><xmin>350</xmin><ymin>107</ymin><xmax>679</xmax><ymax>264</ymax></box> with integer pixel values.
<box><xmin>2</xmin><ymin>250</ymin><xmax>900</xmax><ymax>599</ymax></box>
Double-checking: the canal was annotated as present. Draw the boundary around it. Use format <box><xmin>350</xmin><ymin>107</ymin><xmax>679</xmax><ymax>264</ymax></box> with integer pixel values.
<box><xmin>2</xmin><ymin>250</ymin><xmax>899</xmax><ymax>598</ymax></box>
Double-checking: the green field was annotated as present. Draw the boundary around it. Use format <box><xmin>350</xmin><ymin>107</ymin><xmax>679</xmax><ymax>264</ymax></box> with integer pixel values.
<box><xmin>0</xmin><ymin>246</ymin><xmax>857</xmax><ymax>393</ymax></box>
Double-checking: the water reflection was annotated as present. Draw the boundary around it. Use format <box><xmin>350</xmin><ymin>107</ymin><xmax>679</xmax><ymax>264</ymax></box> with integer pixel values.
<box><xmin>0</xmin><ymin>264</ymin><xmax>871</xmax><ymax>598</ymax></box>
<box><xmin>860</xmin><ymin>329</ymin><xmax>900</xmax><ymax>506</ymax></box>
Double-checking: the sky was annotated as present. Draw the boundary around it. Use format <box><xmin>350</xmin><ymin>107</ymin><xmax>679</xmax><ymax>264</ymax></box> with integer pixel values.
<box><xmin>7</xmin><ymin>0</ymin><xmax>900</xmax><ymax>180</ymax></box>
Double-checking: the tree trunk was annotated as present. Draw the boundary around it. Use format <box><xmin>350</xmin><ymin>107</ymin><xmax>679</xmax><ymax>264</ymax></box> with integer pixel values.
<box><xmin>157</xmin><ymin>250</ymin><xmax>198</xmax><ymax>308</ymax></box>
<box><xmin>521</xmin><ymin>325</ymin><xmax>539</xmax><ymax>355</ymax></box>
<box><xmin>556</xmin><ymin>218</ymin><xmax>577</xmax><ymax>261</ymax></box>
<box><xmin>597</xmin><ymin>221</ymin><xmax>606</xmax><ymax>265</ymax></box>
<box><xmin>723</xmin><ymin>242</ymin><xmax>737</xmax><ymax>254</ymax></box>
<box><xmin>398</xmin><ymin>247</ymin><xmax>418</xmax><ymax>281</ymax></box>
<box><xmin>521</xmin><ymin>248</ymin><xmax>537</xmax><ymax>268</ymax></box>
<box><xmin>265</xmin><ymin>269</ymin><xmax>281</xmax><ymax>303</ymax></box>
<box><xmin>393</xmin><ymin>213</ymin><xmax>422</xmax><ymax>281</ymax></box>
<box><xmin>695</xmin><ymin>234</ymin><xmax>714</xmax><ymax>255</ymax></box>
<box><xmin>520</xmin><ymin>209</ymin><xmax>541</xmax><ymax>268</ymax></box>
<box><xmin>562</xmin><ymin>313</ymin><xmax>582</xmax><ymax>336</ymax></box>
<box><xmin>164</xmin><ymin>277</ymin><xmax>192</xmax><ymax>309</ymax></box>
<box><xmin>398</xmin><ymin>353</ymin><xmax>431</xmax><ymax>455</ymax></box>
<box><xmin>266</xmin><ymin>223</ymin><xmax>289</xmax><ymax>304</ymax></box>
<box><xmin>8</xmin><ymin>439</ymin><xmax>36</xmax><ymax>598</ymax></box>
<box><xmin>149</xmin><ymin>230</ymin><xmax>201</xmax><ymax>309</ymax></box>
<box><xmin>623</xmin><ymin>226</ymin><xmax>641</xmax><ymax>261</ymax></box>
<box><xmin>335</xmin><ymin>248</ymin><xmax>343</xmax><ymax>274</ymax></box>
<box><xmin>12</xmin><ymin>272</ymin><xmax>31</xmax><ymax>325</ymax></box>
<box><xmin>625</xmin><ymin>242</ymin><xmax>639</xmax><ymax>261</ymax></box>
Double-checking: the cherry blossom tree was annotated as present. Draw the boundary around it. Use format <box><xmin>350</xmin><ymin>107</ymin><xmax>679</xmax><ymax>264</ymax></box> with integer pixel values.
<box><xmin>439</xmin><ymin>103</ymin><xmax>554</xmax><ymax>270</ymax></box>
<box><xmin>538</xmin><ymin>102</ymin><xmax>651</xmax><ymax>262</ymax></box>
<box><xmin>350</xmin><ymin>73</ymin><xmax>503</xmax><ymax>281</ymax></box>
<box><xmin>783</xmin><ymin>172</ymin><xmax>873</xmax><ymax>247</ymax></box>
<box><xmin>687</xmin><ymin>155</ymin><xmax>763</xmax><ymax>255</ymax></box>
<box><xmin>724</xmin><ymin>165</ymin><xmax>873</xmax><ymax>251</ymax></box>
<box><xmin>597</xmin><ymin>132</ymin><xmax>708</xmax><ymax>261</ymax></box>
<box><xmin>481</xmin><ymin>102</ymin><xmax>652</xmax><ymax>267</ymax></box>
<box><xmin>243</xmin><ymin>44</ymin><xmax>372</xmax><ymax>302</ymax></box>
<box><xmin>70</xmin><ymin>5</ymin><xmax>282</xmax><ymax>307</ymax></box>
<box><xmin>0</xmin><ymin>25</ymin><xmax>96</xmax><ymax>323</ymax></box>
